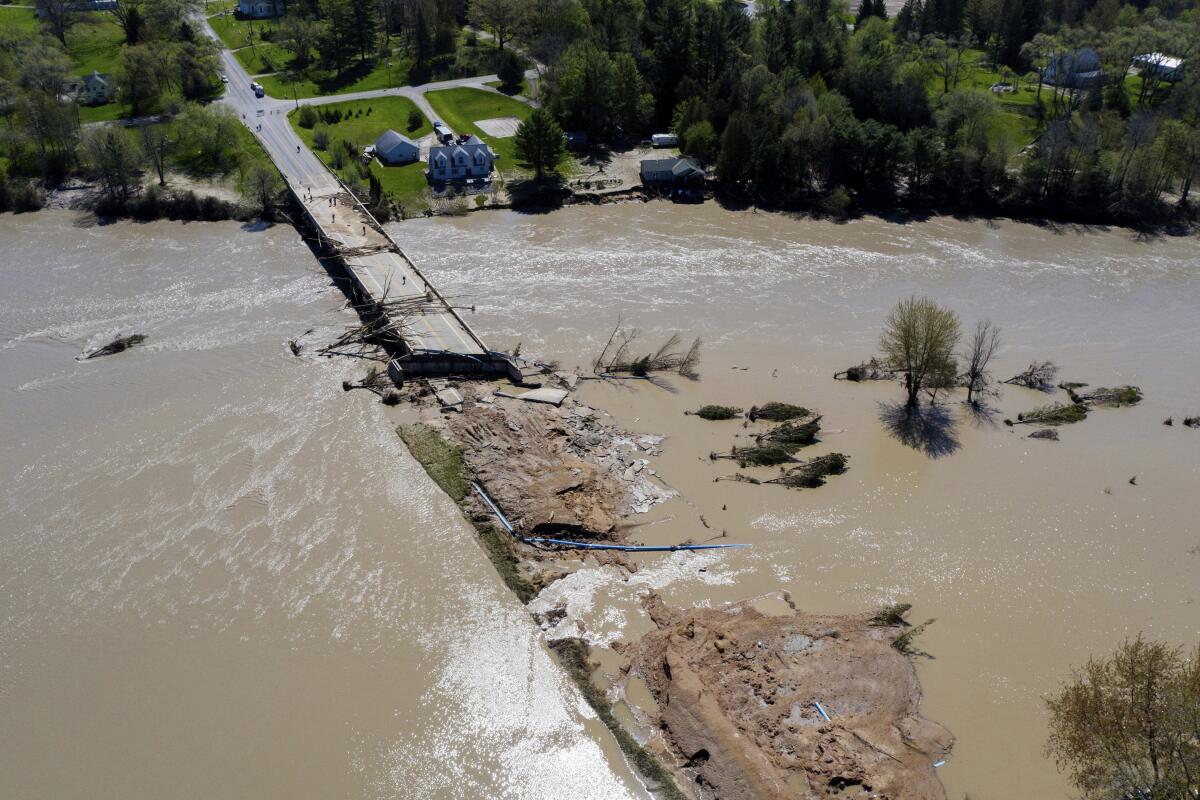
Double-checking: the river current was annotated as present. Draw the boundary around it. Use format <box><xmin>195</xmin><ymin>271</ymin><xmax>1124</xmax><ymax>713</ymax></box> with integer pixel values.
<box><xmin>2</xmin><ymin>203</ymin><xmax>1198</xmax><ymax>799</ymax></box>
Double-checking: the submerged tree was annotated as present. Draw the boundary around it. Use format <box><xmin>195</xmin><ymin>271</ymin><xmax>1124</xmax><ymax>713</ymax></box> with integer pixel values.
<box><xmin>961</xmin><ymin>319</ymin><xmax>1001</xmax><ymax>405</ymax></box>
<box><xmin>1045</xmin><ymin>636</ymin><xmax>1200</xmax><ymax>800</ymax></box>
<box><xmin>880</xmin><ymin>296</ymin><xmax>961</xmax><ymax>408</ymax></box>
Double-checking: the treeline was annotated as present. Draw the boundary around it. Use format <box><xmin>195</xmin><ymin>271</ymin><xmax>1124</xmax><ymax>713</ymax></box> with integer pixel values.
<box><xmin>265</xmin><ymin>0</ymin><xmax>526</xmax><ymax>84</ymax></box>
<box><xmin>468</xmin><ymin>0</ymin><xmax>1198</xmax><ymax>225</ymax></box>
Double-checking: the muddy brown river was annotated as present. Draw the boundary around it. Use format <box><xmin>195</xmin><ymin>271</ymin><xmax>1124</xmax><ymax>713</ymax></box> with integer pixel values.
<box><xmin>395</xmin><ymin>203</ymin><xmax>1200</xmax><ymax>800</ymax></box>
<box><xmin>1</xmin><ymin>203</ymin><xmax>1197</xmax><ymax>799</ymax></box>
<box><xmin>0</xmin><ymin>213</ymin><xmax>645</xmax><ymax>799</ymax></box>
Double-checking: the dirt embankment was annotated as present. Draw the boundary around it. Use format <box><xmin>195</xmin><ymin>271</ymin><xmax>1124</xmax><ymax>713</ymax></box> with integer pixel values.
<box><xmin>628</xmin><ymin>593</ymin><xmax>953</xmax><ymax>800</ymax></box>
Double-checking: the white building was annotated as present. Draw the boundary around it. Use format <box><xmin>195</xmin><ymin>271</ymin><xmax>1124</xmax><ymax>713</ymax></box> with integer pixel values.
<box><xmin>79</xmin><ymin>71</ymin><xmax>113</xmax><ymax>105</ymax></box>
<box><xmin>237</xmin><ymin>0</ymin><xmax>285</xmax><ymax>19</ymax></box>
<box><xmin>373</xmin><ymin>130</ymin><xmax>420</xmax><ymax>165</ymax></box>
<box><xmin>428</xmin><ymin>136</ymin><xmax>496</xmax><ymax>183</ymax></box>
<box><xmin>1132</xmin><ymin>52</ymin><xmax>1185</xmax><ymax>82</ymax></box>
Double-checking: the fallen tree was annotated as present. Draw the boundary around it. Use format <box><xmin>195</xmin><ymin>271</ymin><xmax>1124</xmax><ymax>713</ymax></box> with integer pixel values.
<box><xmin>764</xmin><ymin>452</ymin><xmax>848</xmax><ymax>489</ymax></box>
<box><xmin>756</xmin><ymin>416</ymin><xmax>821</xmax><ymax>449</ymax></box>
<box><xmin>687</xmin><ymin>405</ymin><xmax>742</xmax><ymax>420</ymax></box>
<box><xmin>1009</xmin><ymin>402</ymin><xmax>1089</xmax><ymax>426</ymax></box>
<box><xmin>593</xmin><ymin>318</ymin><xmax>701</xmax><ymax>378</ymax></box>
<box><xmin>747</xmin><ymin>402</ymin><xmax>811</xmax><ymax>422</ymax></box>
<box><xmin>1003</xmin><ymin>361</ymin><xmax>1059</xmax><ymax>390</ymax></box>
<box><xmin>1062</xmin><ymin>383</ymin><xmax>1143</xmax><ymax>407</ymax></box>
<box><xmin>834</xmin><ymin>357</ymin><xmax>895</xmax><ymax>381</ymax></box>
<box><xmin>83</xmin><ymin>334</ymin><xmax>146</xmax><ymax>360</ymax></box>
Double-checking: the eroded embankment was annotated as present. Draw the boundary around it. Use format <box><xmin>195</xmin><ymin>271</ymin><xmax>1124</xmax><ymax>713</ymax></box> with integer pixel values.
<box><xmin>393</xmin><ymin>371</ymin><xmax>950</xmax><ymax>799</ymax></box>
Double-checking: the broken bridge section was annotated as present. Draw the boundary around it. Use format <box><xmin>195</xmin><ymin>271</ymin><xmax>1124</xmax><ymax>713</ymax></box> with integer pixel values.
<box><xmin>282</xmin><ymin>162</ymin><xmax>518</xmax><ymax>384</ymax></box>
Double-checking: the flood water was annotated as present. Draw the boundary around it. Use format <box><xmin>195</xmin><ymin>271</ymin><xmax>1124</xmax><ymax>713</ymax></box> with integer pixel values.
<box><xmin>0</xmin><ymin>214</ymin><xmax>647</xmax><ymax>799</ymax></box>
<box><xmin>395</xmin><ymin>203</ymin><xmax>1200</xmax><ymax>800</ymax></box>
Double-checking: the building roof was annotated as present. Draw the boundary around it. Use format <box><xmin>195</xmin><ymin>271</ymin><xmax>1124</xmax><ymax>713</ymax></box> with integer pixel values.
<box><xmin>374</xmin><ymin>129</ymin><xmax>418</xmax><ymax>156</ymax></box>
<box><xmin>83</xmin><ymin>70</ymin><xmax>109</xmax><ymax>87</ymax></box>
<box><xmin>641</xmin><ymin>157</ymin><xmax>704</xmax><ymax>177</ymax></box>
<box><xmin>429</xmin><ymin>139</ymin><xmax>495</xmax><ymax>162</ymax></box>
<box><xmin>1134</xmin><ymin>52</ymin><xmax>1183</xmax><ymax>70</ymax></box>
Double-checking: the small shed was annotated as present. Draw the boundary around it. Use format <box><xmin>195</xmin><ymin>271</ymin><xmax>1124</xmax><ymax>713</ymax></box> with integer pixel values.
<box><xmin>373</xmin><ymin>130</ymin><xmax>420</xmax><ymax>165</ymax></box>
<box><xmin>640</xmin><ymin>157</ymin><xmax>705</xmax><ymax>187</ymax></box>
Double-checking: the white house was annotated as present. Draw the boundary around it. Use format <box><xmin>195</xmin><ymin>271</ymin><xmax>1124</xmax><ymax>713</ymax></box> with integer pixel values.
<box><xmin>428</xmin><ymin>136</ymin><xmax>496</xmax><ymax>182</ymax></box>
<box><xmin>1132</xmin><ymin>52</ymin><xmax>1185</xmax><ymax>82</ymax></box>
<box><xmin>373</xmin><ymin>129</ymin><xmax>420</xmax><ymax>165</ymax></box>
<box><xmin>237</xmin><ymin>0</ymin><xmax>285</xmax><ymax>18</ymax></box>
<box><xmin>79</xmin><ymin>71</ymin><xmax>113</xmax><ymax>105</ymax></box>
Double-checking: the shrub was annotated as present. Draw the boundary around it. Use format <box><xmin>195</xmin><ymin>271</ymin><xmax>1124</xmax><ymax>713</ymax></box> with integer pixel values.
<box><xmin>297</xmin><ymin>105</ymin><xmax>317</xmax><ymax>128</ymax></box>
<box><xmin>692</xmin><ymin>405</ymin><xmax>742</xmax><ymax>420</ymax></box>
<box><xmin>407</xmin><ymin>108</ymin><xmax>422</xmax><ymax>131</ymax></box>
<box><xmin>312</xmin><ymin>126</ymin><xmax>331</xmax><ymax>151</ymax></box>
<box><xmin>824</xmin><ymin>186</ymin><xmax>852</xmax><ymax>218</ymax></box>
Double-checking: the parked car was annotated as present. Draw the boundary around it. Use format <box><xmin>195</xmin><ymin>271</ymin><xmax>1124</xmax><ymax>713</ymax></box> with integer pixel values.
<box><xmin>220</xmin><ymin>73</ymin><xmax>228</xmax><ymax>83</ymax></box>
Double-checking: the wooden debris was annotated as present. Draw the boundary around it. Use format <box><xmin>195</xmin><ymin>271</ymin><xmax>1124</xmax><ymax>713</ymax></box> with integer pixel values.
<box><xmin>834</xmin><ymin>357</ymin><xmax>894</xmax><ymax>381</ymax></box>
<box><xmin>764</xmin><ymin>452</ymin><xmax>848</xmax><ymax>489</ymax></box>
<box><xmin>1003</xmin><ymin>361</ymin><xmax>1059</xmax><ymax>390</ymax></box>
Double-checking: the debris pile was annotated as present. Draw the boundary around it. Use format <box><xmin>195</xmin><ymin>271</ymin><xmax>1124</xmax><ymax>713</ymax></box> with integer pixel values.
<box><xmin>628</xmin><ymin>593</ymin><xmax>953</xmax><ymax>800</ymax></box>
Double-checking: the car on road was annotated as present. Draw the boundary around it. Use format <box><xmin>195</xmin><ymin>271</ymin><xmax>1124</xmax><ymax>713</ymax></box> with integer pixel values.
<box><xmin>250</xmin><ymin>81</ymin><xmax>265</xmax><ymax>98</ymax></box>
<box><xmin>219</xmin><ymin>73</ymin><xmax>228</xmax><ymax>83</ymax></box>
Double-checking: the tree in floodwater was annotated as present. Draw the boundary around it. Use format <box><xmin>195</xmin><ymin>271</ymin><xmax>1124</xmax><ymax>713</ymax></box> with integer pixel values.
<box><xmin>1045</xmin><ymin>635</ymin><xmax>1200</xmax><ymax>800</ymax></box>
<box><xmin>879</xmin><ymin>296</ymin><xmax>960</xmax><ymax>408</ymax></box>
<box><xmin>242</xmin><ymin>163</ymin><xmax>283</xmax><ymax>219</ymax></box>
<box><xmin>960</xmin><ymin>319</ymin><xmax>1000</xmax><ymax>406</ymax></box>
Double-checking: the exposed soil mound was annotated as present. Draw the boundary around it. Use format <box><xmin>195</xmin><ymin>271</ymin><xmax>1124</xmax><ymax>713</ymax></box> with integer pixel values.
<box><xmin>629</xmin><ymin>594</ymin><xmax>953</xmax><ymax>800</ymax></box>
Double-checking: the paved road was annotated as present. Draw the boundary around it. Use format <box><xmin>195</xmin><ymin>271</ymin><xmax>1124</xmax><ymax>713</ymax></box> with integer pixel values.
<box><xmin>199</xmin><ymin>17</ymin><xmax>487</xmax><ymax>357</ymax></box>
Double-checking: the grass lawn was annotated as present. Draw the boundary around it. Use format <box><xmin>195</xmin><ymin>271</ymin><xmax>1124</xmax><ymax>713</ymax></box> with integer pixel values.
<box><xmin>259</xmin><ymin>54</ymin><xmax>414</xmax><ymax>99</ymax></box>
<box><xmin>485</xmin><ymin>78</ymin><xmax>529</xmax><ymax>96</ymax></box>
<box><xmin>65</xmin><ymin>15</ymin><xmax>126</xmax><ymax>75</ymax></box>
<box><xmin>77</xmin><ymin>102</ymin><xmax>131</xmax><ymax>123</ymax></box>
<box><xmin>233</xmin><ymin>42</ymin><xmax>293</xmax><ymax>75</ymax></box>
<box><xmin>208</xmin><ymin>11</ymin><xmax>276</xmax><ymax>50</ymax></box>
<box><xmin>425</xmin><ymin>87</ymin><xmax>532</xmax><ymax>174</ymax></box>
<box><xmin>289</xmin><ymin>96</ymin><xmax>433</xmax><ymax>208</ymax></box>
<box><xmin>0</xmin><ymin>6</ymin><xmax>38</xmax><ymax>33</ymax></box>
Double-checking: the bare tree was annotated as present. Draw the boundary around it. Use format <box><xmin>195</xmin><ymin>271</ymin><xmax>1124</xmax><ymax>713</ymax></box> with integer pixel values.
<box><xmin>960</xmin><ymin>319</ymin><xmax>1001</xmax><ymax>406</ymax></box>
<box><xmin>140</xmin><ymin>125</ymin><xmax>170</xmax><ymax>186</ymax></box>
<box><xmin>468</xmin><ymin>0</ymin><xmax>523</xmax><ymax>51</ymax></box>
<box><xmin>35</xmin><ymin>0</ymin><xmax>78</xmax><ymax>45</ymax></box>
<box><xmin>879</xmin><ymin>296</ymin><xmax>961</xmax><ymax>408</ymax></box>
<box><xmin>84</xmin><ymin>126</ymin><xmax>142</xmax><ymax>205</ymax></box>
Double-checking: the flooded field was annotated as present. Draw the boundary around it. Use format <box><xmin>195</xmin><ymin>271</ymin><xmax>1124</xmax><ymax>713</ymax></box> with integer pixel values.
<box><xmin>395</xmin><ymin>202</ymin><xmax>1200</xmax><ymax>800</ymax></box>
<box><xmin>0</xmin><ymin>214</ymin><xmax>646</xmax><ymax>799</ymax></box>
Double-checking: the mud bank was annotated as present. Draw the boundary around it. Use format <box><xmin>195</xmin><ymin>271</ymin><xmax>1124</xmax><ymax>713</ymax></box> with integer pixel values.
<box><xmin>393</xmin><ymin>368</ymin><xmax>950</xmax><ymax>799</ymax></box>
<box><xmin>629</xmin><ymin>593</ymin><xmax>952</xmax><ymax>799</ymax></box>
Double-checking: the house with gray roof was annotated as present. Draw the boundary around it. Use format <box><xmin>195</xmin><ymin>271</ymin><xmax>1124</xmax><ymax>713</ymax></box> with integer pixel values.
<box><xmin>640</xmin><ymin>157</ymin><xmax>705</xmax><ymax>187</ymax></box>
<box><xmin>1045</xmin><ymin>48</ymin><xmax>1104</xmax><ymax>89</ymax></box>
<box><xmin>428</xmin><ymin>136</ymin><xmax>496</xmax><ymax>183</ymax></box>
<box><xmin>79</xmin><ymin>71</ymin><xmax>113</xmax><ymax>105</ymax></box>
<box><xmin>373</xmin><ymin>130</ymin><xmax>420</xmax><ymax>165</ymax></box>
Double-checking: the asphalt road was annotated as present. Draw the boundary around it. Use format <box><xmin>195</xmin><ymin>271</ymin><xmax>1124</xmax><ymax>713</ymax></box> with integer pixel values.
<box><xmin>199</xmin><ymin>18</ymin><xmax>488</xmax><ymax>357</ymax></box>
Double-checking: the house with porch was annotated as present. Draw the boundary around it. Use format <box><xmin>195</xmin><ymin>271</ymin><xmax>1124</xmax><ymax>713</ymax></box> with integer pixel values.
<box><xmin>428</xmin><ymin>136</ymin><xmax>496</xmax><ymax>183</ymax></box>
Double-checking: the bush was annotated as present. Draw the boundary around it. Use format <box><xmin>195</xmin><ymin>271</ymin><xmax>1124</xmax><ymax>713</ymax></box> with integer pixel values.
<box><xmin>474</xmin><ymin>195</ymin><xmax>487</xmax><ymax>208</ymax></box>
<box><xmin>692</xmin><ymin>405</ymin><xmax>742</xmax><ymax>420</ymax></box>
<box><xmin>497</xmin><ymin>49</ymin><xmax>524</xmax><ymax>90</ymax></box>
<box><xmin>824</xmin><ymin>186</ymin><xmax>853</xmax><ymax>218</ymax></box>
<box><xmin>407</xmin><ymin>108</ymin><xmax>422</xmax><ymax>131</ymax></box>
<box><xmin>312</xmin><ymin>126</ymin><xmax>331</xmax><ymax>151</ymax></box>
<box><xmin>297</xmin><ymin>105</ymin><xmax>317</xmax><ymax>129</ymax></box>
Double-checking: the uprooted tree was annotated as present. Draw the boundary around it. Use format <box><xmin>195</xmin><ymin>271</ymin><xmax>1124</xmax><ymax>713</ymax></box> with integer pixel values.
<box><xmin>593</xmin><ymin>317</ymin><xmax>701</xmax><ymax>378</ymax></box>
<box><xmin>1045</xmin><ymin>635</ymin><xmax>1200</xmax><ymax>800</ymax></box>
<box><xmin>879</xmin><ymin>296</ymin><xmax>961</xmax><ymax>408</ymax></box>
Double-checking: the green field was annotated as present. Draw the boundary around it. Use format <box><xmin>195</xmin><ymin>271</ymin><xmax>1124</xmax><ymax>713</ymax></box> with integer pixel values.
<box><xmin>259</xmin><ymin>54</ymin><xmax>414</xmax><ymax>99</ymax></box>
<box><xmin>0</xmin><ymin>6</ymin><xmax>38</xmax><ymax>33</ymax></box>
<box><xmin>208</xmin><ymin>11</ymin><xmax>275</xmax><ymax>50</ymax></box>
<box><xmin>233</xmin><ymin>42</ymin><xmax>292</xmax><ymax>75</ymax></box>
<box><xmin>425</xmin><ymin>87</ymin><xmax>532</xmax><ymax>174</ymax></box>
<box><xmin>289</xmin><ymin>96</ymin><xmax>433</xmax><ymax>208</ymax></box>
<box><xmin>65</xmin><ymin>15</ymin><xmax>127</xmax><ymax>75</ymax></box>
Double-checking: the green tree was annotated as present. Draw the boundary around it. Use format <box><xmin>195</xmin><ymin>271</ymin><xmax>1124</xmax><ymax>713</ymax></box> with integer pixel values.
<box><xmin>550</xmin><ymin>41</ymin><xmax>614</xmax><ymax>136</ymax></box>
<box><xmin>611</xmin><ymin>52</ymin><xmax>651</xmax><ymax>134</ymax></box>
<box><xmin>514</xmin><ymin>107</ymin><xmax>565</xmax><ymax>179</ymax></box>
<box><xmin>280</xmin><ymin>13</ymin><xmax>320</xmax><ymax>67</ymax></box>
<box><xmin>680</xmin><ymin>120</ymin><xmax>716</xmax><ymax>163</ymax></box>
<box><xmin>497</xmin><ymin>49</ymin><xmax>524</xmax><ymax>91</ymax></box>
<box><xmin>879</xmin><ymin>296</ymin><xmax>961</xmax><ymax>408</ymax></box>
<box><xmin>36</xmin><ymin>0</ymin><xmax>78</xmax><ymax>46</ymax></box>
<box><xmin>120</xmin><ymin>44</ymin><xmax>167</xmax><ymax>116</ymax></box>
<box><xmin>83</xmin><ymin>126</ymin><xmax>142</xmax><ymax>206</ymax></box>
<box><xmin>715</xmin><ymin>110</ymin><xmax>754</xmax><ymax>186</ymax></box>
<box><xmin>469</xmin><ymin>0</ymin><xmax>523</xmax><ymax>51</ymax></box>
<box><xmin>242</xmin><ymin>162</ymin><xmax>283</xmax><ymax>219</ymax></box>
<box><xmin>1046</xmin><ymin>636</ymin><xmax>1200</xmax><ymax>800</ymax></box>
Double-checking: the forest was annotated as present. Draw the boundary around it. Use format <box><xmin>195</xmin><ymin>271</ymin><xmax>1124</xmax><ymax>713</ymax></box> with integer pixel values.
<box><xmin>2</xmin><ymin>0</ymin><xmax>1198</xmax><ymax>225</ymax></box>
